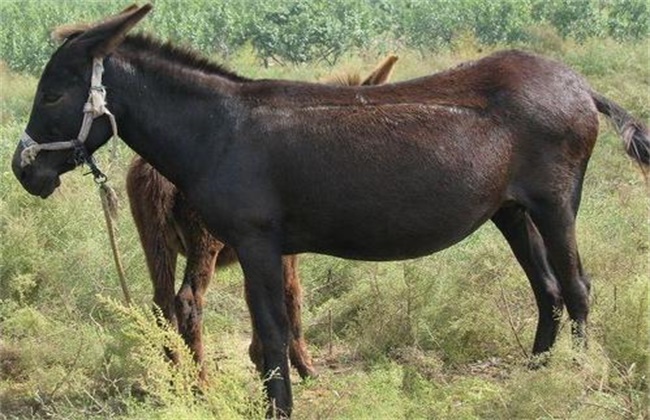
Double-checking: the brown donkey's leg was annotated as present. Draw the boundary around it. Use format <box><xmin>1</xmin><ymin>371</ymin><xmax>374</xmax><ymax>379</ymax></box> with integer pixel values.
<box><xmin>138</xmin><ymin>220</ymin><xmax>179</xmax><ymax>360</ymax></box>
<box><xmin>248</xmin><ymin>255</ymin><xmax>317</xmax><ymax>380</ymax></box>
<box><xmin>283</xmin><ymin>255</ymin><xmax>317</xmax><ymax>379</ymax></box>
<box><xmin>126</xmin><ymin>159</ymin><xmax>179</xmax><ymax>361</ymax></box>
<box><xmin>174</xmin><ymin>217</ymin><xmax>223</xmax><ymax>381</ymax></box>
<box><xmin>247</xmin><ymin>293</ymin><xmax>264</xmax><ymax>375</ymax></box>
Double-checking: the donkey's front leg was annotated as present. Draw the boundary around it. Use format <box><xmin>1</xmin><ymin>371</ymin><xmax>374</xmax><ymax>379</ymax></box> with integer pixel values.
<box><xmin>237</xmin><ymin>237</ymin><xmax>292</xmax><ymax>418</ymax></box>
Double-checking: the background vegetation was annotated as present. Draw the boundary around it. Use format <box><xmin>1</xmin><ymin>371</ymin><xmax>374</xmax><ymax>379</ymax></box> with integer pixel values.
<box><xmin>1</xmin><ymin>0</ymin><xmax>648</xmax><ymax>419</ymax></box>
<box><xmin>1</xmin><ymin>0</ymin><xmax>648</xmax><ymax>73</ymax></box>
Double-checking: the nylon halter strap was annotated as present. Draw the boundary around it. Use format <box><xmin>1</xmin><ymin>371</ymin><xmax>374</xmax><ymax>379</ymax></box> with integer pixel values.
<box><xmin>19</xmin><ymin>57</ymin><xmax>118</xmax><ymax>179</ymax></box>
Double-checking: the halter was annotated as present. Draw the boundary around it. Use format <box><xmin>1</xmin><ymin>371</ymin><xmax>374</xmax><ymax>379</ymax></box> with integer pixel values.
<box><xmin>19</xmin><ymin>57</ymin><xmax>118</xmax><ymax>182</ymax></box>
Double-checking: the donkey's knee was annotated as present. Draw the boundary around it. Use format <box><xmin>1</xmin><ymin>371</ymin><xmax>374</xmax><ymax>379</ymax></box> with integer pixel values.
<box><xmin>542</xmin><ymin>278</ymin><xmax>564</xmax><ymax>314</ymax></box>
<box><xmin>562</xmin><ymin>279</ymin><xmax>589</xmax><ymax>319</ymax></box>
<box><xmin>175</xmin><ymin>286</ymin><xmax>195</xmax><ymax>327</ymax></box>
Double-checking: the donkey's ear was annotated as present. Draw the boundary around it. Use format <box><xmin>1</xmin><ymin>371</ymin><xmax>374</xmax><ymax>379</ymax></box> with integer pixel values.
<box><xmin>51</xmin><ymin>5</ymin><xmax>142</xmax><ymax>44</ymax></box>
<box><xmin>118</xmin><ymin>4</ymin><xmax>140</xmax><ymax>15</ymax></box>
<box><xmin>70</xmin><ymin>4</ymin><xmax>152</xmax><ymax>58</ymax></box>
<box><xmin>361</xmin><ymin>55</ymin><xmax>398</xmax><ymax>86</ymax></box>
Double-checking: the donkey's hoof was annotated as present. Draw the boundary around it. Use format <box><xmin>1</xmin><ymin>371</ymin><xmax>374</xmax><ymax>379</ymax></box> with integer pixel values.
<box><xmin>297</xmin><ymin>365</ymin><xmax>319</xmax><ymax>381</ymax></box>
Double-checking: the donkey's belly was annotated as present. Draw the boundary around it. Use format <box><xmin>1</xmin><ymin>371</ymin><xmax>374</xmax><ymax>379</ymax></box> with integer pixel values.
<box><xmin>282</xmin><ymin>190</ymin><xmax>499</xmax><ymax>261</ymax></box>
<box><xmin>299</xmin><ymin>225</ymin><xmax>488</xmax><ymax>261</ymax></box>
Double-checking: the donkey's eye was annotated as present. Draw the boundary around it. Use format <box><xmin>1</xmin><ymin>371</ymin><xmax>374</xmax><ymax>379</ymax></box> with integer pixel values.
<box><xmin>43</xmin><ymin>93</ymin><xmax>63</xmax><ymax>104</ymax></box>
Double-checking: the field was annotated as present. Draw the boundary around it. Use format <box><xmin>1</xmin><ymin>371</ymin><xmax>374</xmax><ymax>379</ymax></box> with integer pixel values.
<box><xmin>1</xmin><ymin>1</ymin><xmax>649</xmax><ymax>419</ymax></box>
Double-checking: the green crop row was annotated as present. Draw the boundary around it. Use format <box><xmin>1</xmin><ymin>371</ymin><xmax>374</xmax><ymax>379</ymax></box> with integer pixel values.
<box><xmin>1</xmin><ymin>0</ymin><xmax>648</xmax><ymax>74</ymax></box>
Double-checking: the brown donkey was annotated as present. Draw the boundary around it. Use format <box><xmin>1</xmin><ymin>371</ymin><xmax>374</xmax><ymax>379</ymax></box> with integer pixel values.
<box><xmin>125</xmin><ymin>55</ymin><xmax>399</xmax><ymax>380</ymax></box>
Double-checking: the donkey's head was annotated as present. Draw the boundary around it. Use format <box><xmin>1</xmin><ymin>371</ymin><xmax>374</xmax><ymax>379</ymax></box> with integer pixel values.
<box><xmin>12</xmin><ymin>4</ymin><xmax>152</xmax><ymax>197</ymax></box>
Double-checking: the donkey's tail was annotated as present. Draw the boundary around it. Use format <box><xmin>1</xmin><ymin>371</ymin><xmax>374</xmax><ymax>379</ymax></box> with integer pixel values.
<box><xmin>592</xmin><ymin>91</ymin><xmax>650</xmax><ymax>168</ymax></box>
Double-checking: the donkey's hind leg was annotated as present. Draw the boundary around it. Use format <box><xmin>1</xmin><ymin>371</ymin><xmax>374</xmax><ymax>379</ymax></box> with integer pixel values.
<box><xmin>528</xmin><ymin>197</ymin><xmax>590</xmax><ymax>347</ymax></box>
<box><xmin>175</xmin><ymin>231</ymin><xmax>223</xmax><ymax>381</ymax></box>
<box><xmin>248</xmin><ymin>255</ymin><xmax>318</xmax><ymax>380</ymax></box>
<box><xmin>492</xmin><ymin>205</ymin><xmax>564</xmax><ymax>355</ymax></box>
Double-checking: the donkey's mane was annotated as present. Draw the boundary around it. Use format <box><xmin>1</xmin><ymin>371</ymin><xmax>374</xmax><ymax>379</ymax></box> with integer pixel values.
<box><xmin>52</xmin><ymin>22</ymin><xmax>250</xmax><ymax>84</ymax></box>
<box><xmin>120</xmin><ymin>33</ymin><xmax>251</xmax><ymax>83</ymax></box>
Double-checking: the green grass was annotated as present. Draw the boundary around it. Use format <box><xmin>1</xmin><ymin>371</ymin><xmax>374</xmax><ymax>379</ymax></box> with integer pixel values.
<box><xmin>1</xmin><ymin>36</ymin><xmax>649</xmax><ymax>418</ymax></box>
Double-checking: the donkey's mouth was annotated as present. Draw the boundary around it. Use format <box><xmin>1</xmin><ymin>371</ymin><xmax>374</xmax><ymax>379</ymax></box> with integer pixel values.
<box><xmin>23</xmin><ymin>175</ymin><xmax>61</xmax><ymax>199</ymax></box>
<box><xmin>37</xmin><ymin>177</ymin><xmax>61</xmax><ymax>198</ymax></box>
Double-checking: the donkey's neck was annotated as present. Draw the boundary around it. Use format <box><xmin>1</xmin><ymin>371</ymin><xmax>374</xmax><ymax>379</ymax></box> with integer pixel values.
<box><xmin>104</xmin><ymin>54</ymin><xmax>244</xmax><ymax>191</ymax></box>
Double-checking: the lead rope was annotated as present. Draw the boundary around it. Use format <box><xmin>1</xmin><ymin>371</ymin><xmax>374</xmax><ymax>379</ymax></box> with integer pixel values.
<box><xmin>85</xmin><ymin>59</ymin><xmax>130</xmax><ymax>306</ymax></box>
<box><xmin>98</xmin><ymin>178</ymin><xmax>132</xmax><ymax>307</ymax></box>
<box><xmin>77</xmin><ymin>145</ymin><xmax>131</xmax><ymax>307</ymax></box>
<box><xmin>88</xmin><ymin>59</ymin><xmax>131</xmax><ymax>306</ymax></box>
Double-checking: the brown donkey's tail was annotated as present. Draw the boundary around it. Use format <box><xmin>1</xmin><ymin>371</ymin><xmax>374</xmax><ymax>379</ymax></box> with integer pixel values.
<box><xmin>592</xmin><ymin>92</ymin><xmax>650</xmax><ymax>168</ymax></box>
